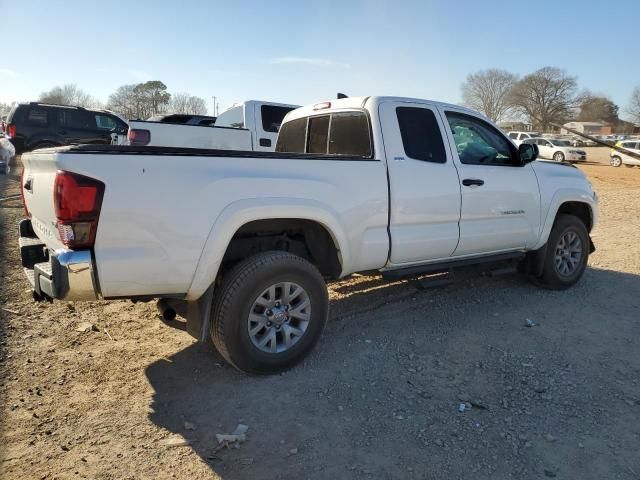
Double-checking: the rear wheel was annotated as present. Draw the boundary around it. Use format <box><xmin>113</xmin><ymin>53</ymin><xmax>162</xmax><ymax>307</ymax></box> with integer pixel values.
<box><xmin>553</xmin><ymin>151</ymin><xmax>565</xmax><ymax>162</ymax></box>
<box><xmin>535</xmin><ymin>214</ymin><xmax>589</xmax><ymax>290</ymax></box>
<box><xmin>610</xmin><ymin>156</ymin><xmax>622</xmax><ymax>167</ymax></box>
<box><xmin>210</xmin><ymin>251</ymin><xmax>328</xmax><ymax>374</ymax></box>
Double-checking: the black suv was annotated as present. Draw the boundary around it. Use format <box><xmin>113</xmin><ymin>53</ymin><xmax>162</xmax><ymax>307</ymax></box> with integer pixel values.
<box><xmin>6</xmin><ymin>103</ymin><xmax>128</xmax><ymax>153</ymax></box>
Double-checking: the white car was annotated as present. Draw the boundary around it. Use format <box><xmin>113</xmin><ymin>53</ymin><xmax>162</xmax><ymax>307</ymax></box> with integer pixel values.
<box><xmin>0</xmin><ymin>132</ymin><xmax>15</xmax><ymax>174</ymax></box>
<box><xmin>522</xmin><ymin>138</ymin><xmax>587</xmax><ymax>163</ymax></box>
<box><xmin>507</xmin><ymin>131</ymin><xmax>541</xmax><ymax>146</ymax></box>
<box><xmin>610</xmin><ymin>140</ymin><xmax>640</xmax><ymax>167</ymax></box>
<box><xmin>19</xmin><ymin>96</ymin><xmax>597</xmax><ymax>373</ymax></box>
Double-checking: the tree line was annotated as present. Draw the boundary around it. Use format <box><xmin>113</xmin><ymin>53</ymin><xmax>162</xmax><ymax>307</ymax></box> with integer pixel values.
<box><xmin>34</xmin><ymin>81</ymin><xmax>208</xmax><ymax>119</ymax></box>
<box><xmin>461</xmin><ymin>66</ymin><xmax>640</xmax><ymax>131</ymax></box>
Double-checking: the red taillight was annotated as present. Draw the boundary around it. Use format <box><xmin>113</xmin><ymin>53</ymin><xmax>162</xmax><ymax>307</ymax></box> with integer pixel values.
<box><xmin>54</xmin><ymin>171</ymin><xmax>104</xmax><ymax>249</ymax></box>
<box><xmin>8</xmin><ymin>124</ymin><xmax>16</xmax><ymax>137</ymax></box>
<box><xmin>128</xmin><ymin>129</ymin><xmax>150</xmax><ymax>146</ymax></box>
<box><xmin>21</xmin><ymin>168</ymin><xmax>30</xmax><ymax>217</ymax></box>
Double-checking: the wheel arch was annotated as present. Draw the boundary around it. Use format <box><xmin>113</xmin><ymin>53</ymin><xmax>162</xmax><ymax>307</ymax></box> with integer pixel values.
<box><xmin>534</xmin><ymin>193</ymin><xmax>596</xmax><ymax>251</ymax></box>
<box><xmin>186</xmin><ymin>198</ymin><xmax>349</xmax><ymax>301</ymax></box>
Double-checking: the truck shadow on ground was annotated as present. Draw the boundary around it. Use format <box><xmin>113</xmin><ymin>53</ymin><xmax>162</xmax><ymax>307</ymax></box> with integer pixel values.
<box><xmin>145</xmin><ymin>266</ymin><xmax>640</xmax><ymax>479</ymax></box>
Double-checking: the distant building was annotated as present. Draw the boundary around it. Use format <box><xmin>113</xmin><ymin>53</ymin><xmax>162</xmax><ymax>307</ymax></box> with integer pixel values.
<box><xmin>498</xmin><ymin>121</ymin><xmax>532</xmax><ymax>132</ymax></box>
<box><xmin>561</xmin><ymin>121</ymin><xmax>608</xmax><ymax>135</ymax></box>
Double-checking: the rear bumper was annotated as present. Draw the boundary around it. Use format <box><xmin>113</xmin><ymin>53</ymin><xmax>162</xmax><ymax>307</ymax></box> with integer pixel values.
<box><xmin>19</xmin><ymin>219</ymin><xmax>100</xmax><ymax>301</ymax></box>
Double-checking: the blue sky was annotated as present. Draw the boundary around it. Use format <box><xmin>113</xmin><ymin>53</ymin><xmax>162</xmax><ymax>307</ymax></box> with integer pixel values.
<box><xmin>1</xmin><ymin>0</ymin><xmax>639</xmax><ymax>117</ymax></box>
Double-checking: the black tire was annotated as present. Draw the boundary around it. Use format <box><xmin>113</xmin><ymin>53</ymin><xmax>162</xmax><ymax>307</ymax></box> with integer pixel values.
<box><xmin>536</xmin><ymin>214</ymin><xmax>589</xmax><ymax>290</ymax></box>
<box><xmin>610</xmin><ymin>156</ymin><xmax>622</xmax><ymax>167</ymax></box>
<box><xmin>210</xmin><ymin>251</ymin><xmax>328</xmax><ymax>374</ymax></box>
<box><xmin>553</xmin><ymin>151</ymin><xmax>565</xmax><ymax>162</ymax></box>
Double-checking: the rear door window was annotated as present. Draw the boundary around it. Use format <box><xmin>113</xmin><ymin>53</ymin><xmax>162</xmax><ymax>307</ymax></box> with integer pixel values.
<box><xmin>58</xmin><ymin>110</ymin><xmax>92</xmax><ymax>129</ymax></box>
<box><xmin>396</xmin><ymin>107</ymin><xmax>446</xmax><ymax>163</ymax></box>
<box><xmin>25</xmin><ymin>108</ymin><xmax>50</xmax><ymax>127</ymax></box>
<box><xmin>261</xmin><ymin>105</ymin><xmax>294</xmax><ymax>133</ymax></box>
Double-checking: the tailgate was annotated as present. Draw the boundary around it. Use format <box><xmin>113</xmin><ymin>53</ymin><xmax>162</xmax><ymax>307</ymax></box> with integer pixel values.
<box><xmin>21</xmin><ymin>150</ymin><xmax>66</xmax><ymax>250</ymax></box>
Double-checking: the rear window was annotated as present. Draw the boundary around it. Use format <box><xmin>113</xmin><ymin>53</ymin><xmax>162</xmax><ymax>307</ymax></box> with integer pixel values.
<box><xmin>328</xmin><ymin>112</ymin><xmax>371</xmax><ymax>156</ymax></box>
<box><xmin>276</xmin><ymin>117</ymin><xmax>307</xmax><ymax>153</ymax></box>
<box><xmin>261</xmin><ymin>105</ymin><xmax>294</xmax><ymax>133</ymax></box>
<box><xmin>396</xmin><ymin>107</ymin><xmax>446</xmax><ymax>163</ymax></box>
<box><xmin>307</xmin><ymin>115</ymin><xmax>330</xmax><ymax>153</ymax></box>
<box><xmin>25</xmin><ymin>108</ymin><xmax>50</xmax><ymax>127</ymax></box>
<box><xmin>276</xmin><ymin>111</ymin><xmax>372</xmax><ymax>157</ymax></box>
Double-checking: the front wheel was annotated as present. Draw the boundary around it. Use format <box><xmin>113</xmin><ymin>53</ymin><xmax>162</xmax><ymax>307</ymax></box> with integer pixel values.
<box><xmin>553</xmin><ymin>151</ymin><xmax>565</xmax><ymax>162</ymax></box>
<box><xmin>610</xmin><ymin>156</ymin><xmax>622</xmax><ymax>167</ymax></box>
<box><xmin>210</xmin><ymin>251</ymin><xmax>328</xmax><ymax>374</ymax></box>
<box><xmin>535</xmin><ymin>214</ymin><xmax>589</xmax><ymax>290</ymax></box>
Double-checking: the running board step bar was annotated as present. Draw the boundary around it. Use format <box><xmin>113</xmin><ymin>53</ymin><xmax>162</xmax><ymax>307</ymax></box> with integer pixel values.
<box><xmin>381</xmin><ymin>252</ymin><xmax>525</xmax><ymax>280</ymax></box>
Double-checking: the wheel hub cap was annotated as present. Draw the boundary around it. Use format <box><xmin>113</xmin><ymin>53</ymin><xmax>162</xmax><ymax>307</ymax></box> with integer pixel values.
<box><xmin>248</xmin><ymin>282</ymin><xmax>311</xmax><ymax>354</ymax></box>
<box><xmin>554</xmin><ymin>231</ymin><xmax>583</xmax><ymax>277</ymax></box>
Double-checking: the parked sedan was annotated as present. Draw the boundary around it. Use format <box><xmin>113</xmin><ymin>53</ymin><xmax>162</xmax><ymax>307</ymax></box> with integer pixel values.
<box><xmin>610</xmin><ymin>140</ymin><xmax>640</xmax><ymax>167</ymax></box>
<box><xmin>0</xmin><ymin>132</ymin><xmax>16</xmax><ymax>174</ymax></box>
<box><xmin>522</xmin><ymin>138</ymin><xmax>587</xmax><ymax>162</ymax></box>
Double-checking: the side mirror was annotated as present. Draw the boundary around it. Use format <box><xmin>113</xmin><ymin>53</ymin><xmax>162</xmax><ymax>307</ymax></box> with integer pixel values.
<box><xmin>519</xmin><ymin>143</ymin><xmax>538</xmax><ymax>164</ymax></box>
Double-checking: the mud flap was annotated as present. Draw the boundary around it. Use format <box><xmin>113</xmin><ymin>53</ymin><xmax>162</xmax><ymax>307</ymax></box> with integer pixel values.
<box><xmin>185</xmin><ymin>284</ymin><xmax>215</xmax><ymax>342</ymax></box>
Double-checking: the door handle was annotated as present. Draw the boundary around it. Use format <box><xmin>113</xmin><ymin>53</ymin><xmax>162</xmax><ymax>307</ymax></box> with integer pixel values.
<box><xmin>462</xmin><ymin>178</ymin><xmax>484</xmax><ymax>187</ymax></box>
<box><xmin>259</xmin><ymin>138</ymin><xmax>272</xmax><ymax>147</ymax></box>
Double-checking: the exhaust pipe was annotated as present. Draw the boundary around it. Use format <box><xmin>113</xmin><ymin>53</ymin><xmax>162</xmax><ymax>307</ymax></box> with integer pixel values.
<box><xmin>157</xmin><ymin>298</ymin><xmax>176</xmax><ymax>321</ymax></box>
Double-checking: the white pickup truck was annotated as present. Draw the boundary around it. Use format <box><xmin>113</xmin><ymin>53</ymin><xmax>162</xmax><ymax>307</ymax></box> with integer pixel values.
<box><xmin>127</xmin><ymin>100</ymin><xmax>298</xmax><ymax>151</ymax></box>
<box><xmin>19</xmin><ymin>96</ymin><xmax>597</xmax><ymax>373</ymax></box>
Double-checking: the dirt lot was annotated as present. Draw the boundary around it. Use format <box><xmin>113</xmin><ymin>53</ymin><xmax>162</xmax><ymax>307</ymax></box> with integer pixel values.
<box><xmin>1</xmin><ymin>149</ymin><xmax>639</xmax><ymax>479</ymax></box>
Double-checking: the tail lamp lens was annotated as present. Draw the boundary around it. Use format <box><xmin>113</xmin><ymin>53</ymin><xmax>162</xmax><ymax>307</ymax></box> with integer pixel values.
<box><xmin>54</xmin><ymin>171</ymin><xmax>104</xmax><ymax>249</ymax></box>
<box><xmin>8</xmin><ymin>124</ymin><xmax>16</xmax><ymax>137</ymax></box>
<box><xmin>128</xmin><ymin>129</ymin><xmax>150</xmax><ymax>146</ymax></box>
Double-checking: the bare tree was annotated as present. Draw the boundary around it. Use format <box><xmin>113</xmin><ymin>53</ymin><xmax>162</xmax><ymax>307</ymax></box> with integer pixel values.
<box><xmin>509</xmin><ymin>67</ymin><xmax>578</xmax><ymax>131</ymax></box>
<box><xmin>107</xmin><ymin>84</ymin><xmax>138</xmax><ymax>119</ymax></box>
<box><xmin>626</xmin><ymin>87</ymin><xmax>640</xmax><ymax>123</ymax></box>
<box><xmin>168</xmin><ymin>93</ymin><xmax>208</xmax><ymax>115</ymax></box>
<box><xmin>0</xmin><ymin>102</ymin><xmax>13</xmax><ymax>120</ymax></box>
<box><xmin>39</xmin><ymin>84</ymin><xmax>101</xmax><ymax>108</ymax></box>
<box><xmin>461</xmin><ymin>69</ymin><xmax>518</xmax><ymax>121</ymax></box>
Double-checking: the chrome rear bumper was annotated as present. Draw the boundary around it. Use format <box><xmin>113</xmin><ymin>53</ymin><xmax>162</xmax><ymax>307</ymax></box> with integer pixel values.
<box><xmin>19</xmin><ymin>219</ymin><xmax>99</xmax><ymax>301</ymax></box>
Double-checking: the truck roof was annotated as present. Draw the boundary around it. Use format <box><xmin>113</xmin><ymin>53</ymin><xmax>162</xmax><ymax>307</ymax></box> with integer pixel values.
<box><xmin>284</xmin><ymin>96</ymin><xmax>484</xmax><ymax>122</ymax></box>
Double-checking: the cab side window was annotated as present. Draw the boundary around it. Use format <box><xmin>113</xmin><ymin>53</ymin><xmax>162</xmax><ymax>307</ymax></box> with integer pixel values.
<box><xmin>445</xmin><ymin>112</ymin><xmax>519</xmax><ymax>166</ymax></box>
<box><xmin>396</xmin><ymin>107</ymin><xmax>446</xmax><ymax>163</ymax></box>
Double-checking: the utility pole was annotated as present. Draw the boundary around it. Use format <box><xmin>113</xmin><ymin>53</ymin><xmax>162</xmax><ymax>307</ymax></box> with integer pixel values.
<box><xmin>212</xmin><ymin>96</ymin><xmax>218</xmax><ymax>117</ymax></box>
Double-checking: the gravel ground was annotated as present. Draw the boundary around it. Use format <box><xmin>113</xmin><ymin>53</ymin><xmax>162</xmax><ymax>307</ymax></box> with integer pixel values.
<box><xmin>1</xmin><ymin>151</ymin><xmax>639</xmax><ymax>480</ymax></box>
